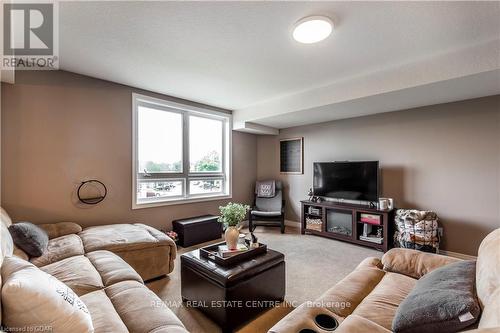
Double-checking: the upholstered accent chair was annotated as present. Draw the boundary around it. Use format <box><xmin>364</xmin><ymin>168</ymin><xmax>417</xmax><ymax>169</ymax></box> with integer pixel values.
<box><xmin>249</xmin><ymin>180</ymin><xmax>286</xmax><ymax>233</ymax></box>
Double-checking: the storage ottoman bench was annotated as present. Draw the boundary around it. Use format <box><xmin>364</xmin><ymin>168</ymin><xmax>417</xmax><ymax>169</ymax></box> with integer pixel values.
<box><xmin>181</xmin><ymin>248</ymin><xmax>286</xmax><ymax>332</ymax></box>
<box><xmin>173</xmin><ymin>214</ymin><xmax>222</xmax><ymax>247</ymax></box>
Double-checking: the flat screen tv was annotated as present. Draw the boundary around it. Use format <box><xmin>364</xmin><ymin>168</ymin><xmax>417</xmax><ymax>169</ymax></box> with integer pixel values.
<box><xmin>313</xmin><ymin>161</ymin><xmax>379</xmax><ymax>202</ymax></box>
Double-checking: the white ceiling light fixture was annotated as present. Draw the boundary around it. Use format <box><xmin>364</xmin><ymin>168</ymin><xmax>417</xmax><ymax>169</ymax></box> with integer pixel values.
<box><xmin>293</xmin><ymin>16</ymin><xmax>334</xmax><ymax>44</ymax></box>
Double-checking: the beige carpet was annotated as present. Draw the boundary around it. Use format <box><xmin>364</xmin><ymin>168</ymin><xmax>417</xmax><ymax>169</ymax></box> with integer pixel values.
<box><xmin>147</xmin><ymin>226</ymin><xmax>381</xmax><ymax>333</ymax></box>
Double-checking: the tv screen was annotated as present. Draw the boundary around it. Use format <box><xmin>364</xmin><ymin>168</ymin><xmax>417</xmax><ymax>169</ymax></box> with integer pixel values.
<box><xmin>313</xmin><ymin>161</ymin><xmax>379</xmax><ymax>202</ymax></box>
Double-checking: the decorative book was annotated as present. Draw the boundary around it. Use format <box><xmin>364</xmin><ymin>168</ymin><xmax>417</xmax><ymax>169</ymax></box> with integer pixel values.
<box><xmin>360</xmin><ymin>213</ymin><xmax>381</xmax><ymax>225</ymax></box>
<box><xmin>359</xmin><ymin>235</ymin><xmax>384</xmax><ymax>244</ymax></box>
<box><xmin>218</xmin><ymin>244</ymin><xmax>249</xmax><ymax>258</ymax></box>
<box><xmin>200</xmin><ymin>240</ymin><xmax>267</xmax><ymax>266</ymax></box>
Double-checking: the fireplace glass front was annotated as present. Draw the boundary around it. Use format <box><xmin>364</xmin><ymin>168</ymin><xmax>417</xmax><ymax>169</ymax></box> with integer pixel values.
<box><xmin>326</xmin><ymin>209</ymin><xmax>353</xmax><ymax>237</ymax></box>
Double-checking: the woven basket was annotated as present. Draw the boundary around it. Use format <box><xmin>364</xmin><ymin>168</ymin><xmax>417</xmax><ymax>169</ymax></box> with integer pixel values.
<box><xmin>306</xmin><ymin>218</ymin><xmax>323</xmax><ymax>232</ymax></box>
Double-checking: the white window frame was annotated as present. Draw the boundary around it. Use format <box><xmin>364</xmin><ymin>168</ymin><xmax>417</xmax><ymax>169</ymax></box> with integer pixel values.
<box><xmin>132</xmin><ymin>93</ymin><xmax>232</xmax><ymax>209</ymax></box>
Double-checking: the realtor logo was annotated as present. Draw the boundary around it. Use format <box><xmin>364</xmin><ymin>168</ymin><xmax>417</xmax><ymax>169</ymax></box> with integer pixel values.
<box><xmin>2</xmin><ymin>2</ymin><xmax>58</xmax><ymax>69</ymax></box>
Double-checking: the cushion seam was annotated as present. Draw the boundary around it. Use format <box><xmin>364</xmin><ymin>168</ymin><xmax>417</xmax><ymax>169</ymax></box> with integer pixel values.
<box><xmin>31</xmin><ymin>235</ymin><xmax>84</xmax><ymax>267</ymax></box>
<box><xmin>85</xmin><ymin>252</ymin><xmax>143</xmax><ymax>286</ymax></box>
<box><xmin>103</xmin><ymin>286</ymin><xmax>129</xmax><ymax>331</ymax></box>
<box><xmin>85</xmin><ymin>243</ymin><xmax>171</xmax><ymax>254</ymax></box>
<box><xmin>41</xmin><ymin>255</ymin><xmax>105</xmax><ymax>294</ymax></box>
<box><xmin>106</xmin><ymin>284</ymin><xmax>186</xmax><ymax>332</ymax></box>
<box><xmin>149</xmin><ymin>323</ymin><xmax>187</xmax><ymax>332</ymax></box>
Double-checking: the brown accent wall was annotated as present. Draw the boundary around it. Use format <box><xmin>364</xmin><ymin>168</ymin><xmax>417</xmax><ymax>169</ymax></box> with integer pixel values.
<box><xmin>1</xmin><ymin>71</ymin><xmax>257</xmax><ymax>230</ymax></box>
<box><xmin>257</xmin><ymin>96</ymin><xmax>500</xmax><ymax>256</ymax></box>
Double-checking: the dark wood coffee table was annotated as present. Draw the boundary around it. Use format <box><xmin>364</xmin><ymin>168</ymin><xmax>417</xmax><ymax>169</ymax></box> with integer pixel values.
<box><xmin>180</xmin><ymin>246</ymin><xmax>285</xmax><ymax>333</ymax></box>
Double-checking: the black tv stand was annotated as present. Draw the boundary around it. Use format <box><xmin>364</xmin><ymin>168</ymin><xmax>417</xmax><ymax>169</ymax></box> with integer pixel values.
<box><xmin>300</xmin><ymin>200</ymin><xmax>394</xmax><ymax>252</ymax></box>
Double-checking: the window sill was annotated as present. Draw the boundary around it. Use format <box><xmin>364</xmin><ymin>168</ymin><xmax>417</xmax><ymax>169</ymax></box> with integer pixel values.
<box><xmin>132</xmin><ymin>194</ymin><xmax>232</xmax><ymax>209</ymax></box>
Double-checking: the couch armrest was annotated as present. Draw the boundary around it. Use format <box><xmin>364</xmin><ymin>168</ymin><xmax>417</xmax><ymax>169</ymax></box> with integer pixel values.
<box><xmin>356</xmin><ymin>256</ymin><xmax>384</xmax><ymax>270</ymax></box>
<box><xmin>38</xmin><ymin>222</ymin><xmax>82</xmax><ymax>239</ymax></box>
<box><xmin>382</xmin><ymin>248</ymin><xmax>461</xmax><ymax>279</ymax></box>
<box><xmin>138</xmin><ymin>224</ymin><xmax>177</xmax><ymax>261</ymax></box>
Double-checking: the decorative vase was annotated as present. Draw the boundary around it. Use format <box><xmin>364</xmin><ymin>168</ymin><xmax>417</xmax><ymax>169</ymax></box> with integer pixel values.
<box><xmin>225</xmin><ymin>225</ymin><xmax>240</xmax><ymax>250</ymax></box>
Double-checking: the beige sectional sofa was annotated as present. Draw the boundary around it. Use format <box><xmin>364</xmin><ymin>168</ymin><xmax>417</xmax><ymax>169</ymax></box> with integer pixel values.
<box><xmin>269</xmin><ymin>228</ymin><xmax>500</xmax><ymax>333</ymax></box>
<box><xmin>24</xmin><ymin>217</ymin><xmax>176</xmax><ymax>281</ymax></box>
<box><xmin>0</xmin><ymin>208</ymin><xmax>187</xmax><ymax>333</ymax></box>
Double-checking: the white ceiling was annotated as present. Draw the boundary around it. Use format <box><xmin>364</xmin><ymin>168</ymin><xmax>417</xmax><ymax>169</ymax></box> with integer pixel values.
<box><xmin>58</xmin><ymin>1</ymin><xmax>500</xmax><ymax>133</ymax></box>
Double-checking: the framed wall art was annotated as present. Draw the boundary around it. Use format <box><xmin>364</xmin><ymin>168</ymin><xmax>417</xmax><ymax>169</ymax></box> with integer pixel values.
<box><xmin>280</xmin><ymin>137</ymin><xmax>303</xmax><ymax>174</ymax></box>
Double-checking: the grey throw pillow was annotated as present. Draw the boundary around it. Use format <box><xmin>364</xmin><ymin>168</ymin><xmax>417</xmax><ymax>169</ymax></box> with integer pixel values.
<box><xmin>8</xmin><ymin>222</ymin><xmax>49</xmax><ymax>257</ymax></box>
<box><xmin>392</xmin><ymin>260</ymin><xmax>479</xmax><ymax>333</ymax></box>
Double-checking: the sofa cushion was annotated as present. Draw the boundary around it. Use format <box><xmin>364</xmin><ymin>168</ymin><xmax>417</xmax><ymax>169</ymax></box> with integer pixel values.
<box><xmin>80</xmin><ymin>289</ymin><xmax>129</xmax><ymax>333</ymax></box>
<box><xmin>79</xmin><ymin>223</ymin><xmax>176</xmax><ymax>280</ymax></box>
<box><xmin>85</xmin><ymin>250</ymin><xmax>142</xmax><ymax>286</ymax></box>
<box><xmin>40</xmin><ymin>255</ymin><xmax>104</xmax><ymax>296</ymax></box>
<box><xmin>115</xmin><ymin>244</ymin><xmax>173</xmax><ymax>282</ymax></box>
<box><xmin>382</xmin><ymin>248</ymin><xmax>460</xmax><ymax>279</ymax></box>
<box><xmin>0</xmin><ymin>207</ymin><xmax>12</xmax><ymax>227</ymax></box>
<box><xmin>13</xmin><ymin>245</ymin><xmax>29</xmax><ymax>261</ymax></box>
<box><xmin>1</xmin><ymin>256</ymin><xmax>93</xmax><ymax>333</ymax></box>
<box><xmin>79</xmin><ymin>223</ymin><xmax>169</xmax><ymax>252</ymax></box>
<box><xmin>315</xmin><ymin>257</ymin><xmax>386</xmax><ymax>318</ymax></box>
<box><xmin>392</xmin><ymin>260</ymin><xmax>479</xmax><ymax>333</ymax></box>
<box><xmin>8</xmin><ymin>222</ymin><xmax>49</xmax><ymax>257</ymax></box>
<box><xmin>476</xmin><ymin>228</ymin><xmax>500</xmax><ymax>309</ymax></box>
<box><xmin>104</xmin><ymin>280</ymin><xmax>187</xmax><ymax>332</ymax></box>
<box><xmin>31</xmin><ymin>234</ymin><xmax>85</xmax><ymax>267</ymax></box>
<box><xmin>0</xmin><ymin>214</ymin><xmax>13</xmax><ymax>262</ymax></box>
<box><xmin>38</xmin><ymin>222</ymin><xmax>83</xmax><ymax>239</ymax></box>
<box><xmin>478</xmin><ymin>288</ymin><xmax>500</xmax><ymax>329</ymax></box>
<box><xmin>352</xmin><ymin>271</ymin><xmax>417</xmax><ymax>330</ymax></box>
<box><xmin>335</xmin><ymin>314</ymin><xmax>391</xmax><ymax>333</ymax></box>
<box><xmin>0</xmin><ymin>208</ymin><xmax>14</xmax><ymax>325</ymax></box>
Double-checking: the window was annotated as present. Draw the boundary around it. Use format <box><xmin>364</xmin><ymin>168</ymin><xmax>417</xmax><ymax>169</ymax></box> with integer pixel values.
<box><xmin>133</xmin><ymin>93</ymin><xmax>231</xmax><ymax>208</ymax></box>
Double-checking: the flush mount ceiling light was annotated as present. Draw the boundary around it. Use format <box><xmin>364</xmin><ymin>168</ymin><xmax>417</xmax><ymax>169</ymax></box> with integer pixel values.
<box><xmin>292</xmin><ymin>16</ymin><xmax>334</xmax><ymax>44</ymax></box>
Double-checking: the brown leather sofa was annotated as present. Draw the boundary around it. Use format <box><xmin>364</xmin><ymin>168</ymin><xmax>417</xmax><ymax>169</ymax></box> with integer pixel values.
<box><xmin>0</xmin><ymin>208</ymin><xmax>187</xmax><ymax>333</ymax></box>
<box><xmin>269</xmin><ymin>228</ymin><xmax>500</xmax><ymax>333</ymax></box>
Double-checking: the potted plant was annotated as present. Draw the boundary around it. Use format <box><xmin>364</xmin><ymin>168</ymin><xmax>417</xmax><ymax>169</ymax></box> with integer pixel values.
<box><xmin>218</xmin><ymin>202</ymin><xmax>250</xmax><ymax>250</ymax></box>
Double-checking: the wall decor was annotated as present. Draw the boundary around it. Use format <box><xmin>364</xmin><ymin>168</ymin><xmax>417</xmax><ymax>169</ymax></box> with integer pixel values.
<box><xmin>280</xmin><ymin>137</ymin><xmax>303</xmax><ymax>174</ymax></box>
<box><xmin>77</xmin><ymin>180</ymin><xmax>107</xmax><ymax>205</ymax></box>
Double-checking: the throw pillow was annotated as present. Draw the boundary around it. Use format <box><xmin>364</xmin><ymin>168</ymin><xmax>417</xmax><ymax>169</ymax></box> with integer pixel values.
<box><xmin>1</xmin><ymin>256</ymin><xmax>94</xmax><ymax>333</ymax></box>
<box><xmin>8</xmin><ymin>222</ymin><xmax>49</xmax><ymax>257</ymax></box>
<box><xmin>392</xmin><ymin>260</ymin><xmax>480</xmax><ymax>333</ymax></box>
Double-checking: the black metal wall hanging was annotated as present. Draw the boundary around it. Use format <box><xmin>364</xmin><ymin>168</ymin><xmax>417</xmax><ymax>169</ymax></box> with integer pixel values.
<box><xmin>77</xmin><ymin>180</ymin><xmax>107</xmax><ymax>205</ymax></box>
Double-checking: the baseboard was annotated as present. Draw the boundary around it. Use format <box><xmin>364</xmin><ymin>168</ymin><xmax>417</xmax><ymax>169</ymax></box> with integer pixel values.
<box><xmin>285</xmin><ymin>219</ymin><xmax>300</xmax><ymax>228</ymax></box>
<box><xmin>438</xmin><ymin>250</ymin><xmax>477</xmax><ymax>260</ymax></box>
